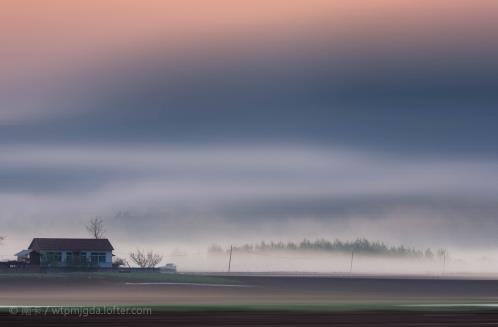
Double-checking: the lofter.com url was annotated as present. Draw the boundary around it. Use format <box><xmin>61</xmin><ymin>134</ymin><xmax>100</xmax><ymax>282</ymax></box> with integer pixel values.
<box><xmin>9</xmin><ymin>306</ymin><xmax>152</xmax><ymax>317</ymax></box>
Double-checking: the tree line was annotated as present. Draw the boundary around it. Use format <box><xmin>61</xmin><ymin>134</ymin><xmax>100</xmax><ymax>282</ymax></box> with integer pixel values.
<box><xmin>209</xmin><ymin>238</ymin><xmax>448</xmax><ymax>259</ymax></box>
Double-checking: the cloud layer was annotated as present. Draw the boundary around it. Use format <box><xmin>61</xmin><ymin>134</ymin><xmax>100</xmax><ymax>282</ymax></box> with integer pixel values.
<box><xmin>1</xmin><ymin>145</ymin><xmax>497</xmax><ymax>258</ymax></box>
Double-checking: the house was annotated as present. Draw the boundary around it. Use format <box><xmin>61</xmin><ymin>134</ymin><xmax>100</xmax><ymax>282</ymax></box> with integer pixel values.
<box><xmin>16</xmin><ymin>238</ymin><xmax>114</xmax><ymax>268</ymax></box>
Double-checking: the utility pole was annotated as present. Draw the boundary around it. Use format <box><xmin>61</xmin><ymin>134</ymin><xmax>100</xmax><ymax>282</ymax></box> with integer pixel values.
<box><xmin>228</xmin><ymin>245</ymin><xmax>233</xmax><ymax>273</ymax></box>
<box><xmin>349</xmin><ymin>249</ymin><xmax>354</xmax><ymax>274</ymax></box>
<box><xmin>442</xmin><ymin>250</ymin><xmax>446</xmax><ymax>275</ymax></box>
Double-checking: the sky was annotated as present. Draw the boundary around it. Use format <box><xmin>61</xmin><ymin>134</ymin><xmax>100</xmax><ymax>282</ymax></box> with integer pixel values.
<box><xmin>1</xmin><ymin>1</ymin><xmax>498</xmax><ymax>265</ymax></box>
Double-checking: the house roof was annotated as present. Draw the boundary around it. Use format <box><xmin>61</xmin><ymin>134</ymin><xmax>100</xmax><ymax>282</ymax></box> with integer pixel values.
<box><xmin>28</xmin><ymin>238</ymin><xmax>114</xmax><ymax>252</ymax></box>
<box><xmin>15</xmin><ymin>249</ymin><xmax>32</xmax><ymax>257</ymax></box>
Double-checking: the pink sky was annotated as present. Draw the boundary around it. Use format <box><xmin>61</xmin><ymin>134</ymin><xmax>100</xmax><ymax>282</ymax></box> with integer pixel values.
<box><xmin>2</xmin><ymin>0</ymin><xmax>497</xmax><ymax>80</ymax></box>
<box><xmin>1</xmin><ymin>0</ymin><xmax>497</xmax><ymax>123</ymax></box>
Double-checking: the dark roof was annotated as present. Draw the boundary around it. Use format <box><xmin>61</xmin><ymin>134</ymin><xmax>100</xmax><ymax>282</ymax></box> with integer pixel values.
<box><xmin>28</xmin><ymin>238</ymin><xmax>114</xmax><ymax>252</ymax></box>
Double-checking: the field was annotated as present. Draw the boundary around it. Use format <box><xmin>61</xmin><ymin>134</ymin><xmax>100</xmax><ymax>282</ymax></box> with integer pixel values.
<box><xmin>2</xmin><ymin>272</ymin><xmax>498</xmax><ymax>325</ymax></box>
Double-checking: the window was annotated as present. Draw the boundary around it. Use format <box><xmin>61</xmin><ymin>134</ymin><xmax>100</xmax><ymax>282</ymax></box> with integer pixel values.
<box><xmin>43</xmin><ymin>252</ymin><xmax>62</xmax><ymax>264</ymax></box>
<box><xmin>65</xmin><ymin>252</ymin><xmax>73</xmax><ymax>265</ymax></box>
<box><xmin>90</xmin><ymin>252</ymin><xmax>106</xmax><ymax>264</ymax></box>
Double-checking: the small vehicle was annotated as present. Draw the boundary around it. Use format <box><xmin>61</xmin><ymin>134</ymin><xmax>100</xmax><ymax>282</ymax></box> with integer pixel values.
<box><xmin>160</xmin><ymin>263</ymin><xmax>177</xmax><ymax>273</ymax></box>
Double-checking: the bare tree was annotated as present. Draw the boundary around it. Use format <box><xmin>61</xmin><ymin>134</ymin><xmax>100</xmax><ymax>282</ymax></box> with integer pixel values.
<box><xmin>0</xmin><ymin>236</ymin><xmax>4</xmax><ymax>245</ymax></box>
<box><xmin>112</xmin><ymin>257</ymin><xmax>129</xmax><ymax>268</ymax></box>
<box><xmin>145</xmin><ymin>251</ymin><xmax>163</xmax><ymax>268</ymax></box>
<box><xmin>129</xmin><ymin>250</ymin><xmax>148</xmax><ymax>268</ymax></box>
<box><xmin>86</xmin><ymin>217</ymin><xmax>106</xmax><ymax>239</ymax></box>
<box><xmin>129</xmin><ymin>249</ymin><xmax>163</xmax><ymax>268</ymax></box>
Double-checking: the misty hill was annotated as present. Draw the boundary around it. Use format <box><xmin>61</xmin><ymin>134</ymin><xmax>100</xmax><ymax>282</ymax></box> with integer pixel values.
<box><xmin>209</xmin><ymin>238</ymin><xmax>446</xmax><ymax>259</ymax></box>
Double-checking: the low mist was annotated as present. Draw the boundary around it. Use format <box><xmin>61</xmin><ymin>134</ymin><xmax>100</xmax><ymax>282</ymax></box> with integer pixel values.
<box><xmin>110</xmin><ymin>240</ymin><xmax>498</xmax><ymax>276</ymax></box>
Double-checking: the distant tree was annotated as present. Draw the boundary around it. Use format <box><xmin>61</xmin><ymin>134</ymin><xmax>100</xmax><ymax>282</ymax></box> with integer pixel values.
<box><xmin>424</xmin><ymin>248</ymin><xmax>434</xmax><ymax>259</ymax></box>
<box><xmin>112</xmin><ymin>257</ymin><xmax>128</xmax><ymax>268</ymax></box>
<box><xmin>129</xmin><ymin>249</ymin><xmax>163</xmax><ymax>268</ymax></box>
<box><xmin>223</xmin><ymin>238</ymin><xmax>435</xmax><ymax>259</ymax></box>
<box><xmin>0</xmin><ymin>236</ymin><xmax>4</xmax><ymax>245</ymax></box>
<box><xmin>207</xmin><ymin>244</ymin><xmax>224</xmax><ymax>253</ymax></box>
<box><xmin>86</xmin><ymin>217</ymin><xmax>106</xmax><ymax>239</ymax></box>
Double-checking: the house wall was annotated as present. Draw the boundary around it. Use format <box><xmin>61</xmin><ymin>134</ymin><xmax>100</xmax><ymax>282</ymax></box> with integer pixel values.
<box><xmin>105</xmin><ymin>252</ymin><xmax>113</xmax><ymax>267</ymax></box>
<box><xmin>38</xmin><ymin>250</ymin><xmax>112</xmax><ymax>268</ymax></box>
<box><xmin>30</xmin><ymin>252</ymin><xmax>40</xmax><ymax>265</ymax></box>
